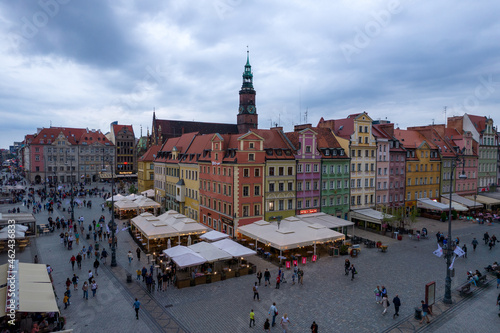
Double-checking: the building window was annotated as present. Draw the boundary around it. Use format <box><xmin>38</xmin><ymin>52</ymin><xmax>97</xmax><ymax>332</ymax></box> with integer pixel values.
<box><xmin>269</xmin><ymin>167</ymin><xmax>275</xmax><ymax>176</ymax></box>
<box><xmin>254</xmin><ymin>185</ymin><xmax>260</xmax><ymax>196</ymax></box>
<box><xmin>288</xmin><ymin>199</ymin><xmax>293</xmax><ymax>210</ymax></box>
<box><xmin>254</xmin><ymin>204</ymin><xmax>260</xmax><ymax>216</ymax></box>
<box><xmin>297</xmin><ymin>182</ymin><xmax>302</xmax><ymax>191</ymax></box>
<box><xmin>268</xmin><ymin>201</ymin><xmax>275</xmax><ymax>211</ymax></box>
<box><xmin>278</xmin><ymin>200</ymin><xmax>284</xmax><ymax>210</ymax></box>
<box><xmin>269</xmin><ymin>183</ymin><xmax>275</xmax><ymax>192</ymax></box>
<box><xmin>243</xmin><ymin>168</ymin><xmax>249</xmax><ymax>177</ymax></box>
<box><xmin>288</xmin><ymin>167</ymin><xmax>293</xmax><ymax>175</ymax></box>
<box><xmin>243</xmin><ymin>205</ymin><xmax>250</xmax><ymax>217</ymax></box>
<box><xmin>248</xmin><ymin>153</ymin><xmax>254</xmax><ymax>161</ymax></box>
<box><xmin>243</xmin><ymin>186</ymin><xmax>249</xmax><ymax>197</ymax></box>
<box><xmin>254</xmin><ymin>168</ymin><xmax>260</xmax><ymax>177</ymax></box>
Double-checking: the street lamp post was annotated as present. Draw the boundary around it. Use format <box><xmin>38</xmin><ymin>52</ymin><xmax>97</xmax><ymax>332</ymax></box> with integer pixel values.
<box><xmin>70</xmin><ymin>157</ymin><xmax>75</xmax><ymax>223</ymax></box>
<box><xmin>103</xmin><ymin>161</ymin><xmax>118</xmax><ymax>267</ymax></box>
<box><xmin>443</xmin><ymin>155</ymin><xmax>467</xmax><ymax>304</ymax></box>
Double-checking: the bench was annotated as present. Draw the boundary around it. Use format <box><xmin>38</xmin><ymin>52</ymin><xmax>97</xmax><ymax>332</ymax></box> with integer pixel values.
<box><xmin>456</xmin><ymin>283</ymin><xmax>472</xmax><ymax>296</ymax></box>
<box><xmin>477</xmin><ymin>275</ymin><xmax>487</xmax><ymax>287</ymax></box>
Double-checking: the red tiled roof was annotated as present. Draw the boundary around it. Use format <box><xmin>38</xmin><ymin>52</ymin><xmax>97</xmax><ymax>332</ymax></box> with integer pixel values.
<box><xmin>112</xmin><ymin>124</ymin><xmax>134</xmax><ymax>135</ymax></box>
<box><xmin>467</xmin><ymin>115</ymin><xmax>487</xmax><ymax>132</ymax></box>
<box><xmin>394</xmin><ymin>129</ymin><xmax>438</xmax><ymax>150</ymax></box>
<box><xmin>138</xmin><ymin>145</ymin><xmax>161</xmax><ymax>162</ymax></box>
<box><xmin>30</xmin><ymin>127</ymin><xmax>112</xmax><ymax>146</ymax></box>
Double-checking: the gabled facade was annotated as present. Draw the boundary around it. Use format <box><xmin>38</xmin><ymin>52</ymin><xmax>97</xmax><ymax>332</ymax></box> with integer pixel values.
<box><xmin>108</xmin><ymin>123</ymin><xmax>137</xmax><ymax>177</ymax></box>
<box><xmin>394</xmin><ymin>129</ymin><xmax>441</xmax><ymax>210</ymax></box>
<box><xmin>138</xmin><ymin>145</ymin><xmax>160</xmax><ymax>193</ymax></box>
<box><xmin>319</xmin><ymin>112</ymin><xmax>377</xmax><ymax>210</ymax></box>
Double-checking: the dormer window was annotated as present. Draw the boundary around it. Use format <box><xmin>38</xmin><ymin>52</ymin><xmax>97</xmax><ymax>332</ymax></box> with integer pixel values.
<box><xmin>332</xmin><ymin>149</ymin><xmax>337</xmax><ymax>156</ymax></box>
<box><xmin>305</xmin><ymin>146</ymin><xmax>311</xmax><ymax>153</ymax></box>
<box><xmin>249</xmin><ymin>142</ymin><xmax>254</xmax><ymax>149</ymax></box>
<box><xmin>324</xmin><ymin>149</ymin><xmax>330</xmax><ymax>156</ymax></box>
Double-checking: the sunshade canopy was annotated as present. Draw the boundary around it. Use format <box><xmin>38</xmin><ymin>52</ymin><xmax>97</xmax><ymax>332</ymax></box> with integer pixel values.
<box><xmin>350</xmin><ymin>209</ymin><xmax>394</xmax><ymax>224</ymax></box>
<box><xmin>199</xmin><ymin>230</ymin><xmax>230</xmax><ymax>242</ymax></box>
<box><xmin>417</xmin><ymin>198</ymin><xmax>450</xmax><ymax>211</ymax></box>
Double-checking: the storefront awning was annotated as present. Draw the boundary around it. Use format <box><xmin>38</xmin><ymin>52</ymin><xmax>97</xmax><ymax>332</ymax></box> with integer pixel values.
<box><xmin>440</xmin><ymin>197</ymin><xmax>468</xmax><ymax>212</ymax></box>
<box><xmin>465</xmin><ymin>195</ymin><xmax>500</xmax><ymax>206</ymax></box>
<box><xmin>349</xmin><ymin>209</ymin><xmax>393</xmax><ymax>224</ymax></box>
<box><xmin>417</xmin><ymin>198</ymin><xmax>450</xmax><ymax>211</ymax></box>
<box><xmin>446</xmin><ymin>194</ymin><xmax>483</xmax><ymax>209</ymax></box>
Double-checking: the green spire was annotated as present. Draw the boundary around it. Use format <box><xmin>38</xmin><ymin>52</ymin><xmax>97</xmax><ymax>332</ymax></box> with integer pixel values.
<box><xmin>242</xmin><ymin>47</ymin><xmax>253</xmax><ymax>89</ymax></box>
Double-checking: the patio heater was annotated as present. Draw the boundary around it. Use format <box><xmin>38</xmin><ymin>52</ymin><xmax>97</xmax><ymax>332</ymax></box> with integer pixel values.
<box><xmin>443</xmin><ymin>152</ymin><xmax>466</xmax><ymax>304</ymax></box>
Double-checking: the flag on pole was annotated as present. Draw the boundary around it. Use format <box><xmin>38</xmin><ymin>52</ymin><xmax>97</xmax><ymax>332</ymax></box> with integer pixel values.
<box><xmin>449</xmin><ymin>255</ymin><xmax>456</xmax><ymax>270</ymax></box>
<box><xmin>454</xmin><ymin>246</ymin><xmax>466</xmax><ymax>257</ymax></box>
<box><xmin>433</xmin><ymin>244</ymin><xmax>443</xmax><ymax>257</ymax></box>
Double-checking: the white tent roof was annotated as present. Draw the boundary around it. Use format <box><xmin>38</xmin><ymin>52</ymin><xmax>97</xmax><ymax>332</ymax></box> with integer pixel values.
<box><xmin>163</xmin><ymin>245</ymin><xmax>197</xmax><ymax>258</ymax></box>
<box><xmin>132</xmin><ymin>211</ymin><xmax>209</xmax><ymax>240</ymax></box>
<box><xmin>466</xmin><ymin>195</ymin><xmax>500</xmax><ymax>205</ymax></box>
<box><xmin>237</xmin><ymin>218</ymin><xmax>345</xmax><ymax>251</ymax></box>
<box><xmin>106</xmin><ymin>194</ymin><xmax>126</xmax><ymax>202</ymax></box>
<box><xmin>295</xmin><ymin>212</ymin><xmax>354</xmax><ymax>229</ymax></box>
<box><xmin>0</xmin><ymin>262</ymin><xmax>58</xmax><ymax>317</ymax></box>
<box><xmin>211</xmin><ymin>238</ymin><xmax>257</xmax><ymax>257</ymax></box>
<box><xmin>350</xmin><ymin>209</ymin><xmax>394</xmax><ymax>224</ymax></box>
<box><xmin>417</xmin><ymin>198</ymin><xmax>450</xmax><ymax>211</ymax></box>
<box><xmin>114</xmin><ymin>199</ymin><xmax>139</xmax><ymax>210</ymax></box>
<box><xmin>126</xmin><ymin>193</ymin><xmax>141</xmax><ymax>200</ymax></box>
<box><xmin>171</xmin><ymin>252</ymin><xmax>207</xmax><ymax>268</ymax></box>
<box><xmin>188</xmin><ymin>242</ymin><xmax>233</xmax><ymax>262</ymax></box>
<box><xmin>141</xmin><ymin>189</ymin><xmax>155</xmax><ymax>197</ymax></box>
<box><xmin>199</xmin><ymin>230</ymin><xmax>230</xmax><ymax>242</ymax></box>
<box><xmin>134</xmin><ymin>196</ymin><xmax>161</xmax><ymax>208</ymax></box>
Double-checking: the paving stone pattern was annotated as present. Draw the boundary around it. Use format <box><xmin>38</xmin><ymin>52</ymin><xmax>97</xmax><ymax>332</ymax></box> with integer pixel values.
<box><xmin>3</xmin><ymin>183</ymin><xmax>500</xmax><ymax>333</ymax></box>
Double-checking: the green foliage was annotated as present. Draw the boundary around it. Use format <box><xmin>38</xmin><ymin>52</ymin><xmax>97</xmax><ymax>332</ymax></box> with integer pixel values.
<box><xmin>339</xmin><ymin>244</ymin><xmax>349</xmax><ymax>255</ymax></box>
<box><xmin>452</xmin><ymin>210</ymin><xmax>458</xmax><ymax>220</ymax></box>
<box><xmin>441</xmin><ymin>211</ymin><xmax>447</xmax><ymax>221</ymax></box>
<box><xmin>128</xmin><ymin>184</ymin><xmax>138</xmax><ymax>194</ymax></box>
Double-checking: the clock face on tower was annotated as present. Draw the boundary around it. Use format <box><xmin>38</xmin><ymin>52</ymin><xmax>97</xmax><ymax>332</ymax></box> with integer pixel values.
<box><xmin>239</xmin><ymin>106</ymin><xmax>245</xmax><ymax>114</ymax></box>
<box><xmin>247</xmin><ymin>105</ymin><xmax>255</xmax><ymax>114</ymax></box>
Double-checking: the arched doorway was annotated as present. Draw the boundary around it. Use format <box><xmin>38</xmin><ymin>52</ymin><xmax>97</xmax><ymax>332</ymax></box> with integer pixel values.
<box><xmin>34</xmin><ymin>175</ymin><xmax>41</xmax><ymax>184</ymax></box>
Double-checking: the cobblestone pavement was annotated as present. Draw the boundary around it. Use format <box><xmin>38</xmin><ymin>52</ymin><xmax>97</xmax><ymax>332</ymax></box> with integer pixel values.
<box><xmin>3</xmin><ymin>183</ymin><xmax>500</xmax><ymax>333</ymax></box>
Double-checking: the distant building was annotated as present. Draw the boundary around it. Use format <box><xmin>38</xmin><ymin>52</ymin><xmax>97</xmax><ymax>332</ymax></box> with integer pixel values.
<box><xmin>137</xmin><ymin>145</ymin><xmax>161</xmax><ymax>193</ymax></box>
<box><xmin>21</xmin><ymin>127</ymin><xmax>114</xmax><ymax>184</ymax></box>
<box><xmin>108</xmin><ymin>123</ymin><xmax>137</xmax><ymax>179</ymax></box>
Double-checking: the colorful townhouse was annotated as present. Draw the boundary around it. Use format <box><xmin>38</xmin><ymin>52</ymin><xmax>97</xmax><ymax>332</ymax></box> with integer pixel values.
<box><xmin>394</xmin><ymin>129</ymin><xmax>441</xmax><ymax>211</ymax></box>
<box><xmin>199</xmin><ymin>131</ymin><xmax>265</xmax><ymax>236</ymax></box>
<box><xmin>286</xmin><ymin>126</ymin><xmax>321</xmax><ymax>215</ymax></box>
<box><xmin>448</xmin><ymin>114</ymin><xmax>498</xmax><ymax>191</ymax></box>
<box><xmin>257</xmin><ymin>128</ymin><xmax>296</xmax><ymax>222</ymax></box>
<box><xmin>319</xmin><ymin>112</ymin><xmax>377</xmax><ymax>209</ymax></box>
<box><xmin>137</xmin><ymin>145</ymin><xmax>160</xmax><ymax>193</ymax></box>
<box><xmin>374</xmin><ymin>123</ymin><xmax>406</xmax><ymax>210</ymax></box>
<box><xmin>372</xmin><ymin>124</ymin><xmax>391</xmax><ymax>209</ymax></box>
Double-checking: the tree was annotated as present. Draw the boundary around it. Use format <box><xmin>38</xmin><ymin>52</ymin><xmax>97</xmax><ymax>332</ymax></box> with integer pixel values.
<box><xmin>128</xmin><ymin>184</ymin><xmax>138</xmax><ymax>194</ymax></box>
<box><xmin>407</xmin><ymin>207</ymin><xmax>418</xmax><ymax>230</ymax></box>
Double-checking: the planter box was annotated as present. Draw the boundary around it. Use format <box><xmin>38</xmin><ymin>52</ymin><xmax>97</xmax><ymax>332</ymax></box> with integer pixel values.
<box><xmin>212</xmin><ymin>274</ymin><xmax>221</xmax><ymax>282</ymax></box>
<box><xmin>195</xmin><ymin>275</ymin><xmax>206</xmax><ymax>285</ymax></box>
<box><xmin>225</xmin><ymin>270</ymin><xmax>235</xmax><ymax>279</ymax></box>
<box><xmin>239</xmin><ymin>267</ymin><xmax>249</xmax><ymax>276</ymax></box>
<box><xmin>176</xmin><ymin>279</ymin><xmax>191</xmax><ymax>289</ymax></box>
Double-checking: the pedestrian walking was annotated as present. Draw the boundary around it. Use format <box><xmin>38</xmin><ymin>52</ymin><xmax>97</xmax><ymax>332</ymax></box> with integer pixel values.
<box><xmin>88</xmin><ymin>270</ymin><xmax>93</xmax><ymax>283</ymax></box>
<box><xmin>276</xmin><ymin>274</ymin><xmax>281</xmax><ymax>289</ymax></box>
<box><xmin>393</xmin><ymin>294</ymin><xmax>401</xmax><ymax>318</ymax></box>
<box><xmin>269</xmin><ymin>302</ymin><xmax>278</xmax><ymax>327</ymax></box>
<box><xmin>280</xmin><ymin>313</ymin><xmax>291</xmax><ymax>333</ymax></box>
<box><xmin>76</xmin><ymin>253</ymin><xmax>82</xmax><ymax>269</ymax></box>
<box><xmin>128</xmin><ymin>251</ymin><xmax>133</xmax><ymax>264</ymax></box>
<box><xmin>93</xmin><ymin>259</ymin><xmax>100</xmax><ymax>276</ymax></box>
<box><xmin>136</xmin><ymin>269</ymin><xmax>142</xmax><ymax>281</ymax></box>
<box><xmin>101</xmin><ymin>249</ymin><xmax>108</xmax><ymax>265</ymax></box>
<box><xmin>72</xmin><ymin>274</ymin><xmax>79</xmax><ymax>290</ymax></box>
<box><xmin>496</xmin><ymin>271</ymin><xmax>500</xmax><ymax>289</ymax></box>
<box><xmin>63</xmin><ymin>294</ymin><xmax>69</xmax><ymax>309</ymax></box>
<box><xmin>249</xmin><ymin>309</ymin><xmax>255</xmax><ymax>328</ymax></box>
<box><xmin>472</xmin><ymin>238</ymin><xmax>478</xmax><ymax>251</ymax></box>
<box><xmin>142</xmin><ymin>267</ymin><xmax>147</xmax><ymax>281</ymax></box>
<box><xmin>462</xmin><ymin>244</ymin><xmax>467</xmax><ymax>258</ymax></box>
<box><xmin>253</xmin><ymin>282</ymin><xmax>260</xmax><ymax>301</ymax></box>
<box><xmin>91</xmin><ymin>280</ymin><xmax>98</xmax><ymax>297</ymax></box>
<box><xmin>311</xmin><ymin>321</ymin><xmax>318</xmax><ymax>333</ymax></box>
<box><xmin>264</xmin><ymin>268</ymin><xmax>271</xmax><ymax>287</ymax></box>
<box><xmin>133</xmin><ymin>298</ymin><xmax>141</xmax><ymax>320</ymax></box>
<box><xmin>497</xmin><ymin>293</ymin><xmax>500</xmax><ymax>316</ymax></box>
<box><xmin>350</xmin><ymin>264</ymin><xmax>357</xmax><ymax>281</ymax></box>
<box><xmin>419</xmin><ymin>300</ymin><xmax>430</xmax><ymax>324</ymax></box>
<box><xmin>381</xmin><ymin>286</ymin><xmax>387</xmax><ymax>298</ymax></box>
<box><xmin>293</xmin><ymin>264</ymin><xmax>298</xmax><ymax>285</ymax></box>
<box><xmin>82</xmin><ymin>281</ymin><xmax>89</xmax><ymax>300</ymax></box>
<box><xmin>344</xmin><ymin>259</ymin><xmax>351</xmax><ymax>275</ymax></box>
<box><xmin>484</xmin><ymin>232</ymin><xmax>490</xmax><ymax>245</ymax></box>
<box><xmin>374</xmin><ymin>286</ymin><xmax>381</xmax><ymax>304</ymax></box>
<box><xmin>33</xmin><ymin>255</ymin><xmax>39</xmax><ymax>264</ymax></box>
<box><xmin>382</xmin><ymin>295</ymin><xmax>389</xmax><ymax>315</ymax></box>
<box><xmin>298</xmin><ymin>268</ymin><xmax>304</xmax><ymax>285</ymax></box>
<box><xmin>65</xmin><ymin>278</ymin><xmax>71</xmax><ymax>290</ymax></box>
<box><xmin>264</xmin><ymin>318</ymin><xmax>270</xmax><ymax>332</ymax></box>
<box><xmin>69</xmin><ymin>255</ymin><xmax>76</xmax><ymax>271</ymax></box>
<box><xmin>256</xmin><ymin>270</ymin><xmax>262</xmax><ymax>286</ymax></box>
<box><xmin>136</xmin><ymin>247</ymin><xmax>141</xmax><ymax>261</ymax></box>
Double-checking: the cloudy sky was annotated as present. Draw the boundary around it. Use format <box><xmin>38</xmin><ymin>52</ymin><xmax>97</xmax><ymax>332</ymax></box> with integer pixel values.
<box><xmin>1</xmin><ymin>0</ymin><xmax>500</xmax><ymax>149</ymax></box>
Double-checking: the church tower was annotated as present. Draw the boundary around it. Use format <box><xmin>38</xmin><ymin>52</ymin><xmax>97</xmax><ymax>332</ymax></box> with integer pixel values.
<box><xmin>237</xmin><ymin>50</ymin><xmax>258</xmax><ymax>134</ymax></box>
